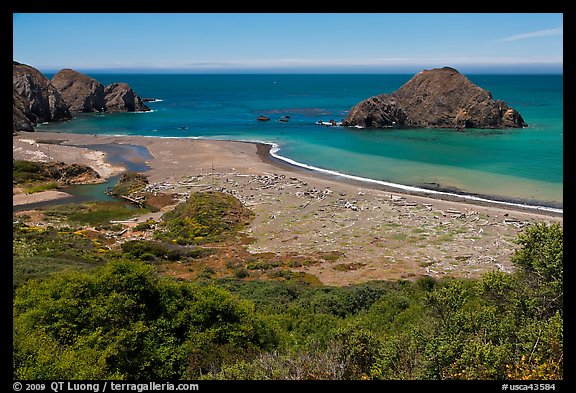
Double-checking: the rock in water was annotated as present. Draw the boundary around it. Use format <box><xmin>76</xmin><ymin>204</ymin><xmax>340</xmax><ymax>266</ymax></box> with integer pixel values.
<box><xmin>13</xmin><ymin>61</ymin><xmax>72</xmax><ymax>132</ymax></box>
<box><xmin>51</xmin><ymin>69</ymin><xmax>150</xmax><ymax>113</ymax></box>
<box><xmin>342</xmin><ymin>67</ymin><xmax>527</xmax><ymax>129</ymax></box>
<box><xmin>104</xmin><ymin>83</ymin><xmax>150</xmax><ymax>112</ymax></box>
<box><xmin>51</xmin><ymin>68</ymin><xmax>107</xmax><ymax>112</ymax></box>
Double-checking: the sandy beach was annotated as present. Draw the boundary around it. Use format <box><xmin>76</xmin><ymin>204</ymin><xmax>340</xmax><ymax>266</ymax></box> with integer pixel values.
<box><xmin>13</xmin><ymin>132</ymin><xmax>562</xmax><ymax>284</ymax></box>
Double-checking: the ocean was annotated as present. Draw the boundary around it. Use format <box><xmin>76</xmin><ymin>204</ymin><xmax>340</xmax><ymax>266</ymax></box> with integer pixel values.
<box><xmin>36</xmin><ymin>73</ymin><xmax>563</xmax><ymax>211</ymax></box>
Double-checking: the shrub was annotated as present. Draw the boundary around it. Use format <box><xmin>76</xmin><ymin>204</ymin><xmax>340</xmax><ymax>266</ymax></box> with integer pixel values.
<box><xmin>155</xmin><ymin>192</ymin><xmax>254</xmax><ymax>245</ymax></box>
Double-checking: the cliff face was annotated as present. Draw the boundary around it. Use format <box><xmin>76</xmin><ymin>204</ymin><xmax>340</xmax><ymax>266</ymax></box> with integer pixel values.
<box><xmin>13</xmin><ymin>86</ymin><xmax>35</xmax><ymax>132</ymax></box>
<box><xmin>13</xmin><ymin>61</ymin><xmax>72</xmax><ymax>132</ymax></box>
<box><xmin>51</xmin><ymin>68</ymin><xmax>107</xmax><ymax>112</ymax></box>
<box><xmin>342</xmin><ymin>67</ymin><xmax>527</xmax><ymax>129</ymax></box>
<box><xmin>13</xmin><ymin>62</ymin><xmax>150</xmax><ymax>133</ymax></box>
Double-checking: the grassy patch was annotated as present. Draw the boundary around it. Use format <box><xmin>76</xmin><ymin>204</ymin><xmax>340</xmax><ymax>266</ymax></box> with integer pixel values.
<box><xmin>110</xmin><ymin>171</ymin><xmax>149</xmax><ymax>196</ymax></box>
<box><xmin>246</xmin><ymin>260</ymin><xmax>282</xmax><ymax>270</ymax></box>
<box><xmin>13</xmin><ymin>160</ymin><xmax>51</xmax><ymax>184</ymax></box>
<box><xmin>43</xmin><ymin>201</ymin><xmax>145</xmax><ymax>226</ymax></box>
<box><xmin>431</xmin><ymin>233</ymin><xmax>454</xmax><ymax>244</ymax></box>
<box><xmin>12</xmin><ymin>222</ymin><xmax>107</xmax><ymax>284</ymax></box>
<box><xmin>155</xmin><ymin>191</ymin><xmax>254</xmax><ymax>245</ymax></box>
<box><xmin>266</xmin><ymin>270</ymin><xmax>323</xmax><ymax>287</ymax></box>
<box><xmin>317</xmin><ymin>251</ymin><xmax>342</xmax><ymax>262</ymax></box>
<box><xmin>389</xmin><ymin>233</ymin><xmax>408</xmax><ymax>241</ymax></box>
<box><xmin>22</xmin><ymin>181</ymin><xmax>59</xmax><ymax>194</ymax></box>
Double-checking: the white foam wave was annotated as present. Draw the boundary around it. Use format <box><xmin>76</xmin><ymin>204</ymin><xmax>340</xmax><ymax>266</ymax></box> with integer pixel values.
<box><xmin>87</xmin><ymin>134</ymin><xmax>563</xmax><ymax>214</ymax></box>
<box><xmin>264</xmin><ymin>142</ymin><xmax>562</xmax><ymax>214</ymax></box>
<box><xmin>131</xmin><ymin>109</ymin><xmax>156</xmax><ymax>114</ymax></box>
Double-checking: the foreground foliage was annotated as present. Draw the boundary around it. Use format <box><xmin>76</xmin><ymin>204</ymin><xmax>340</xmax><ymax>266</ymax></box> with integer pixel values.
<box><xmin>12</xmin><ymin>187</ymin><xmax>563</xmax><ymax>380</ymax></box>
<box><xmin>13</xmin><ymin>260</ymin><xmax>275</xmax><ymax>379</ymax></box>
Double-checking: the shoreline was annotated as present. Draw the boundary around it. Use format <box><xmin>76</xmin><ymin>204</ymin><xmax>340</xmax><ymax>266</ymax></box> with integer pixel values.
<box><xmin>13</xmin><ymin>131</ymin><xmax>563</xmax><ymax>284</ymax></box>
<box><xmin>255</xmin><ymin>141</ymin><xmax>563</xmax><ymax>217</ymax></box>
<box><xmin>13</xmin><ymin>131</ymin><xmax>562</xmax><ymax>217</ymax></box>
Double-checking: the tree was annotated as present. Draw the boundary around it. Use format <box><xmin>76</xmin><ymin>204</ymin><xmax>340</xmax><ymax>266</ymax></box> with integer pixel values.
<box><xmin>13</xmin><ymin>260</ymin><xmax>275</xmax><ymax>379</ymax></box>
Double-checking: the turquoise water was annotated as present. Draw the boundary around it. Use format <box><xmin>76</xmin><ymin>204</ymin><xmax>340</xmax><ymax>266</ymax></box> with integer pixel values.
<box><xmin>37</xmin><ymin>74</ymin><xmax>563</xmax><ymax>210</ymax></box>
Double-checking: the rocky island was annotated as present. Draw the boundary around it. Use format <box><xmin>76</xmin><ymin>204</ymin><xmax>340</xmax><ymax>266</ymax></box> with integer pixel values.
<box><xmin>13</xmin><ymin>61</ymin><xmax>150</xmax><ymax>133</ymax></box>
<box><xmin>342</xmin><ymin>67</ymin><xmax>527</xmax><ymax>129</ymax></box>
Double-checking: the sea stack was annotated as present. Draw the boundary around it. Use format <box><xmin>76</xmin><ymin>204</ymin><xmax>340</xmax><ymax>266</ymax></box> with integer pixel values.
<box><xmin>51</xmin><ymin>68</ymin><xmax>107</xmax><ymax>112</ymax></box>
<box><xmin>104</xmin><ymin>83</ymin><xmax>150</xmax><ymax>112</ymax></box>
<box><xmin>342</xmin><ymin>67</ymin><xmax>527</xmax><ymax>129</ymax></box>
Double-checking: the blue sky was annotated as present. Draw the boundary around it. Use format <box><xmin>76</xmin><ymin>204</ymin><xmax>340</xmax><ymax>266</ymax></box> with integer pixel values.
<box><xmin>13</xmin><ymin>13</ymin><xmax>563</xmax><ymax>73</ymax></box>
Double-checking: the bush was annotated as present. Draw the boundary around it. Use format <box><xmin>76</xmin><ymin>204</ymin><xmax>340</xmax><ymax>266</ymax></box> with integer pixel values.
<box><xmin>13</xmin><ymin>260</ymin><xmax>276</xmax><ymax>379</ymax></box>
<box><xmin>511</xmin><ymin>222</ymin><xmax>563</xmax><ymax>317</ymax></box>
<box><xmin>110</xmin><ymin>171</ymin><xmax>149</xmax><ymax>196</ymax></box>
<box><xmin>155</xmin><ymin>191</ymin><xmax>254</xmax><ymax>245</ymax></box>
<box><xmin>121</xmin><ymin>239</ymin><xmax>211</xmax><ymax>261</ymax></box>
<box><xmin>13</xmin><ymin>160</ymin><xmax>47</xmax><ymax>184</ymax></box>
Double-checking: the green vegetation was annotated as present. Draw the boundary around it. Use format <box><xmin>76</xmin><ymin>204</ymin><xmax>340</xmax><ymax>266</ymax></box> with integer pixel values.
<box><xmin>13</xmin><ymin>159</ymin><xmax>100</xmax><ymax>187</ymax></box>
<box><xmin>43</xmin><ymin>201</ymin><xmax>146</xmax><ymax>227</ymax></box>
<box><xmin>22</xmin><ymin>181</ymin><xmax>59</xmax><ymax>194</ymax></box>
<box><xmin>110</xmin><ymin>171</ymin><xmax>149</xmax><ymax>196</ymax></box>
<box><xmin>13</xmin><ymin>222</ymin><xmax>108</xmax><ymax>285</ymax></box>
<box><xmin>120</xmin><ymin>239</ymin><xmax>212</xmax><ymax>262</ymax></box>
<box><xmin>13</xmin><ymin>160</ymin><xmax>53</xmax><ymax>184</ymax></box>
<box><xmin>155</xmin><ymin>191</ymin><xmax>254</xmax><ymax>245</ymax></box>
<box><xmin>12</xmin><ymin>188</ymin><xmax>563</xmax><ymax>380</ymax></box>
<box><xmin>13</xmin><ymin>260</ymin><xmax>275</xmax><ymax>379</ymax></box>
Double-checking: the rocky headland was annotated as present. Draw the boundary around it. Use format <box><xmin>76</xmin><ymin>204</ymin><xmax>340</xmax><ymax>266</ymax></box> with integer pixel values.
<box><xmin>342</xmin><ymin>67</ymin><xmax>527</xmax><ymax>129</ymax></box>
<box><xmin>13</xmin><ymin>61</ymin><xmax>72</xmax><ymax>132</ymax></box>
<box><xmin>13</xmin><ymin>61</ymin><xmax>150</xmax><ymax>133</ymax></box>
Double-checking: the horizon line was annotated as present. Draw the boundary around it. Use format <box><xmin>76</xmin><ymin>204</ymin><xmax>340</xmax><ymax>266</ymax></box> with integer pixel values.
<box><xmin>33</xmin><ymin>67</ymin><xmax>564</xmax><ymax>75</ymax></box>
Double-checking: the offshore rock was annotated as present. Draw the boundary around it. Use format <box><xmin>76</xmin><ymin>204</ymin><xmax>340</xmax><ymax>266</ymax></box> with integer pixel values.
<box><xmin>340</xmin><ymin>94</ymin><xmax>406</xmax><ymax>128</ymax></box>
<box><xmin>104</xmin><ymin>83</ymin><xmax>150</xmax><ymax>112</ymax></box>
<box><xmin>342</xmin><ymin>67</ymin><xmax>527</xmax><ymax>129</ymax></box>
<box><xmin>51</xmin><ymin>68</ymin><xmax>107</xmax><ymax>112</ymax></box>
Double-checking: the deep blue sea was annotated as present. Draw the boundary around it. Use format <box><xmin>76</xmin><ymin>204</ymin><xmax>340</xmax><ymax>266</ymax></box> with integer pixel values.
<box><xmin>37</xmin><ymin>74</ymin><xmax>563</xmax><ymax>211</ymax></box>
